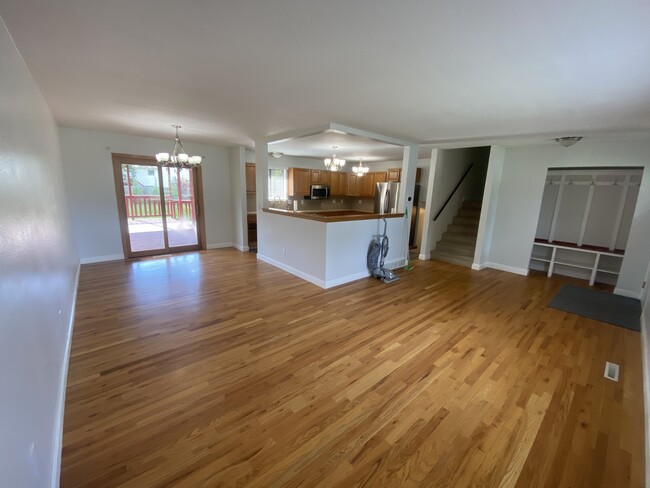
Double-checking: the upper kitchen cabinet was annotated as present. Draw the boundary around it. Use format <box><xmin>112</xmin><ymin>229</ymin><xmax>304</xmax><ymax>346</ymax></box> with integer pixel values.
<box><xmin>311</xmin><ymin>169</ymin><xmax>331</xmax><ymax>186</ymax></box>
<box><xmin>347</xmin><ymin>174</ymin><xmax>360</xmax><ymax>196</ymax></box>
<box><xmin>288</xmin><ymin>168</ymin><xmax>311</xmax><ymax>196</ymax></box>
<box><xmin>359</xmin><ymin>173</ymin><xmax>375</xmax><ymax>197</ymax></box>
<box><xmin>245</xmin><ymin>163</ymin><xmax>256</xmax><ymax>193</ymax></box>
<box><xmin>387</xmin><ymin>168</ymin><xmax>401</xmax><ymax>182</ymax></box>
<box><xmin>330</xmin><ymin>172</ymin><xmax>347</xmax><ymax>196</ymax></box>
<box><xmin>358</xmin><ymin>172</ymin><xmax>388</xmax><ymax>197</ymax></box>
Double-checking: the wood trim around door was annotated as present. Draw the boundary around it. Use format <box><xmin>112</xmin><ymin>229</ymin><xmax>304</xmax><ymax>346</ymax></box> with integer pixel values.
<box><xmin>111</xmin><ymin>153</ymin><xmax>207</xmax><ymax>259</ymax></box>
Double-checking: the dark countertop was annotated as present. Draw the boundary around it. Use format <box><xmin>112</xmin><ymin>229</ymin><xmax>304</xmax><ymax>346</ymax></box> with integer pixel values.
<box><xmin>262</xmin><ymin>208</ymin><xmax>405</xmax><ymax>222</ymax></box>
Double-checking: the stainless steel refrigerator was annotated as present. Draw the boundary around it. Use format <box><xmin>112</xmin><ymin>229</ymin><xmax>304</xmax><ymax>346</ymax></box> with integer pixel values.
<box><xmin>374</xmin><ymin>182</ymin><xmax>400</xmax><ymax>214</ymax></box>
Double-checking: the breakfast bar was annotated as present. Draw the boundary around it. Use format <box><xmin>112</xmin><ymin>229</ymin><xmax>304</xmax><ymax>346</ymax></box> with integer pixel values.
<box><xmin>257</xmin><ymin>208</ymin><xmax>407</xmax><ymax>288</ymax></box>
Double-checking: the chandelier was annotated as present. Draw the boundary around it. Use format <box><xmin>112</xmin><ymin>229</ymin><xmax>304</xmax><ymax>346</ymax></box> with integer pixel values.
<box><xmin>352</xmin><ymin>158</ymin><xmax>369</xmax><ymax>176</ymax></box>
<box><xmin>155</xmin><ymin>125</ymin><xmax>202</xmax><ymax>167</ymax></box>
<box><xmin>324</xmin><ymin>146</ymin><xmax>346</xmax><ymax>172</ymax></box>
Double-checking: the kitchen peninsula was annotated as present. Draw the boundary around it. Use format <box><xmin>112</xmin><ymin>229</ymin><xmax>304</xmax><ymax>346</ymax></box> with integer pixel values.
<box><xmin>257</xmin><ymin>208</ymin><xmax>406</xmax><ymax>288</ymax></box>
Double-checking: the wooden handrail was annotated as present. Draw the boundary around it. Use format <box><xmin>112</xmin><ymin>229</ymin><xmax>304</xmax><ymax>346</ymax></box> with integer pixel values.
<box><xmin>433</xmin><ymin>164</ymin><xmax>474</xmax><ymax>221</ymax></box>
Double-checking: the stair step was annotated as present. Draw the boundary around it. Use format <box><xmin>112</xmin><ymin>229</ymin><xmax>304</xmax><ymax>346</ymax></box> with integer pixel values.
<box><xmin>430</xmin><ymin>251</ymin><xmax>473</xmax><ymax>268</ymax></box>
<box><xmin>453</xmin><ymin>215</ymin><xmax>480</xmax><ymax>225</ymax></box>
<box><xmin>435</xmin><ymin>242</ymin><xmax>475</xmax><ymax>258</ymax></box>
<box><xmin>462</xmin><ymin>200</ymin><xmax>482</xmax><ymax>210</ymax></box>
<box><xmin>448</xmin><ymin>223</ymin><xmax>479</xmax><ymax>235</ymax></box>
<box><xmin>457</xmin><ymin>208</ymin><xmax>482</xmax><ymax>219</ymax></box>
<box><xmin>441</xmin><ymin>232</ymin><xmax>477</xmax><ymax>246</ymax></box>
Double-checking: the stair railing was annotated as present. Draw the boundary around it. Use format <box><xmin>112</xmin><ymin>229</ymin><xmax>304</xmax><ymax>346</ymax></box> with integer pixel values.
<box><xmin>433</xmin><ymin>164</ymin><xmax>474</xmax><ymax>221</ymax></box>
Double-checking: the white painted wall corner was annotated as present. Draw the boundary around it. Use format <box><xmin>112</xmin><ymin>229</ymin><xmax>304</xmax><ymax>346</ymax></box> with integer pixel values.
<box><xmin>483</xmin><ymin>262</ymin><xmax>529</xmax><ymax>276</ymax></box>
<box><xmin>206</xmin><ymin>242</ymin><xmax>235</xmax><ymax>250</ymax></box>
<box><xmin>50</xmin><ymin>261</ymin><xmax>81</xmax><ymax>488</ymax></box>
<box><xmin>79</xmin><ymin>253</ymin><xmax>124</xmax><ymax>264</ymax></box>
<box><xmin>613</xmin><ymin>287</ymin><xmax>642</xmax><ymax>300</ymax></box>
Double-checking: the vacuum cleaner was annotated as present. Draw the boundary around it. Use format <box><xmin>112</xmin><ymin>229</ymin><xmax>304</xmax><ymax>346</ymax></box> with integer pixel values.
<box><xmin>367</xmin><ymin>218</ymin><xmax>399</xmax><ymax>283</ymax></box>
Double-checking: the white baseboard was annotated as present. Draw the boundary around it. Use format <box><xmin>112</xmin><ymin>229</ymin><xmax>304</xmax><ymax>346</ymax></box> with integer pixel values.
<box><xmin>256</xmin><ymin>254</ymin><xmax>326</xmax><ymax>288</ymax></box>
<box><xmin>324</xmin><ymin>271</ymin><xmax>371</xmax><ymax>289</ymax></box>
<box><xmin>79</xmin><ymin>253</ymin><xmax>123</xmax><ymax>264</ymax></box>
<box><xmin>51</xmin><ymin>260</ymin><xmax>80</xmax><ymax>488</ymax></box>
<box><xmin>206</xmin><ymin>242</ymin><xmax>234</xmax><ymax>250</ymax></box>
<box><xmin>471</xmin><ymin>262</ymin><xmax>488</xmax><ymax>271</ymax></box>
<box><xmin>614</xmin><ymin>287</ymin><xmax>642</xmax><ymax>300</ymax></box>
<box><xmin>482</xmin><ymin>262</ymin><xmax>529</xmax><ymax>276</ymax></box>
<box><xmin>418</xmin><ymin>252</ymin><xmax>430</xmax><ymax>260</ymax></box>
<box><xmin>231</xmin><ymin>243</ymin><xmax>250</xmax><ymax>252</ymax></box>
<box><xmin>641</xmin><ymin>313</ymin><xmax>650</xmax><ymax>488</ymax></box>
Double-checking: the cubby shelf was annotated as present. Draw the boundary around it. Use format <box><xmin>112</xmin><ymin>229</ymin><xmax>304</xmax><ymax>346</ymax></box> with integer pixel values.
<box><xmin>530</xmin><ymin>242</ymin><xmax>623</xmax><ymax>286</ymax></box>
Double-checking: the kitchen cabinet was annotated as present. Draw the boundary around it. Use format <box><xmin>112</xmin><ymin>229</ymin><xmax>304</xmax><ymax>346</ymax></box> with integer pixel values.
<box><xmin>346</xmin><ymin>174</ymin><xmax>360</xmax><ymax>196</ymax></box>
<box><xmin>330</xmin><ymin>172</ymin><xmax>347</xmax><ymax>196</ymax></box>
<box><xmin>288</xmin><ymin>168</ymin><xmax>311</xmax><ymax>196</ymax></box>
<box><xmin>359</xmin><ymin>173</ymin><xmax>374</xmax><ymax>197</ymax></box>
<box><xmin>387</xmin><ymin>168</ymin><xmax>401</xmax><ymax>182</ymax></box>
<box><xmin>245</xmin><ymin>163</ymin><xmax>256</xmax><ymax>193</ymax></box>
<box><xmin>310</xmin><ymin>169</ymin><xmax>331</xmax><ymax>186</ymax></box>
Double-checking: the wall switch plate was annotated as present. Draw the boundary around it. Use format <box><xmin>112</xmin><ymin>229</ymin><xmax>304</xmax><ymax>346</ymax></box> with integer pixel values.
<box><xmin>282</xmin><ymin>248</ymin><xmax>286</xmax><ymax>256</ymax></box>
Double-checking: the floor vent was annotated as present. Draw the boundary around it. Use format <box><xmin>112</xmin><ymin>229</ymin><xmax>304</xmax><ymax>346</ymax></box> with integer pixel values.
<box><xmin>604</xmin><ymin>361</ymin><xmax>620</xmax><ymax>382</ymax></box>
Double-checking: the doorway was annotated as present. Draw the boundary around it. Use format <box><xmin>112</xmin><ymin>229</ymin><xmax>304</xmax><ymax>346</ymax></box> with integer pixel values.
<box><xmin>111</xmin><ymin>153</ymin><xmax>206</xmax><ymax>259</ymax></box>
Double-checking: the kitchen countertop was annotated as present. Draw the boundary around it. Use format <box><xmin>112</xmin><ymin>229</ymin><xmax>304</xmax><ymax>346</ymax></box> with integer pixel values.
<box><xmin>262</xmin><ymin>208</ymin><xmax>404</xmax><ymax>222</ymax></box>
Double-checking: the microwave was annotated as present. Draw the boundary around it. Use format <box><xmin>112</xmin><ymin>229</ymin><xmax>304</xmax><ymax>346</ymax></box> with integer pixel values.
<box><xmin>310</xmin><ymin>185</ymin><xmax>330</xmax><ymax>200</ymax></box>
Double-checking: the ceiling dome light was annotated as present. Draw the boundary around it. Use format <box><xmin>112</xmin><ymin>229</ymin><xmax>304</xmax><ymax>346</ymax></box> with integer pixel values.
<box><xmin>270</xmin><ymin>152</ymin><xmax>284</xmax><ymax>159</ymax></box>
<box><xmin>555</xmin><ymin>136</ymin><xmax>583</xmax><ymax>147</ymax></box>
<box><xmin>155</xmin><ymin>125</ymin><xmax>202</xmax><ymax>167</ymax></box>
<box><xmin>352</xmin><ymin>158</ymin><xmax>369</xmax><ymax>176</ymax></box>
<box><xmin>324</xmin><ymin>146</ymin><xmax>345</xmax><ymax>172</ymax></box>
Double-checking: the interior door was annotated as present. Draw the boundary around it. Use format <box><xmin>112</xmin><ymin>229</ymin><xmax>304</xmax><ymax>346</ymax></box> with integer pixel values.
<box><xmin>112</xmin><ymin>154</ymin><xmax>204</xmax><ymax>259</ymax></box>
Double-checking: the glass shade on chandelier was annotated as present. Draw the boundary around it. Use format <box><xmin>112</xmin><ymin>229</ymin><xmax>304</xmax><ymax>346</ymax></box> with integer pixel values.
<box><xmin>324</xmin><ymin>146</ymin><xmax>345</xmax><ymax>172</ymax></box>
<box><xmin>155</xmin><ymin>125</ymin><xmax>202</xmax><ymax>167</ymax></box>
<box><xmin>352</xmin><ymin>158</ymin><xmax>369</xmax><ymax>176</ymax></box>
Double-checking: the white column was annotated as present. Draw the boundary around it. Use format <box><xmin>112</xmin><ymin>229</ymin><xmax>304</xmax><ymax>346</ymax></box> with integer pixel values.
<box><xmin>418</xmin><ymin>148</ymin><xmax>439</xmax><ymax>260</ymax></box>
<box><xmin>609</xmin><ymin>174</ymin><xmax>631</xmax><ymax>251</ymax></box>
<box><xmin>548</xmin><ymin>175</ymin><xmax>566</xmax><ymax>243</ymax></box>
<box><xmin>473</xmin><ymin>146</ymin><xmax>505</xmax><ymax>269</ymax></box>
<box><xmin>399</xmin><ymin>144</ymin><xmax>419</xmax><ymax>254</ymax></box>
<box><xmin>577</xmin><ymin>180</ymin><xmax>595</xmax><ymax>247</ymax></box>
<box><xmin>229</xmin><ymin>146</ymin><xmax>248</xmax><ymax>250</ymax></box>
<box><xmin>254</xmin><ymin>140</ymin><xmax>269</xmax><ymax>212</ymax></box>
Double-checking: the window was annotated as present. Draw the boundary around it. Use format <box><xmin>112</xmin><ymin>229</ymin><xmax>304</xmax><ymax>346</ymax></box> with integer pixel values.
<box><xmin>268</xmin><ymin>169</ymin><xmax>288</xmax><ymax>201</ymax></box>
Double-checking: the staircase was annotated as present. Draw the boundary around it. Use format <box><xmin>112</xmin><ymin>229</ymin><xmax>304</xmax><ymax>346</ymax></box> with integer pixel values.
<box><xmin>430</xmin><ymin>200</ymin><xmax>481</xmax><ymax>268</ymax></box>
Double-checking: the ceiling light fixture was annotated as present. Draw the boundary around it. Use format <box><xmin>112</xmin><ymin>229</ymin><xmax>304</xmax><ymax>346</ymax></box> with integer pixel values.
<box><xmin>324</xmin><ymin>146</ymin><xmax>346</xmax><ymax>172</ymax></box>
<box><xmin>155</xmin><ymin>125</ymin><xmax>202</xmax><ymax>167</ymax></box>
<box><xmin>352</xmin><ymin>158</ymin><xmax>369</xmax><ymax>176</ymax></box>
<box><xmin>270</xmin><ymin>152</ymin><xmax>284</xmax><ymax>159</ymax></box>
<box><xmin>555</xmin><ymin>136</ymin><xmax>583</xmax><ymax>147</ymax></box>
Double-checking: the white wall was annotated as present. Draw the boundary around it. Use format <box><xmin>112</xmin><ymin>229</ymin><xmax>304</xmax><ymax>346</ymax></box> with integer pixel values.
<box><xmin>0</xmin><ymin>17</ymin><xmax>78</xmax><ymax>488</ymax></box>
<box><xmin>257</xmin><ymin>212</ymin><xmax>406</xmax><ymax>288</ymax></box>
<box><xmin>229</xmin><ymin>146</ymin><xmax>247</xmax><ymax>251</ymax></box>
<box><xmin>473</xmin><ymin>146</ymin><xmax>505</xmax><ymax>268</ymax></box>
<box><xmin>487</xmin><ymin>140</ymin><xmax>650</xmax><ymax>296</ymax></box>
<box><xmin>58</xmin><ymin>127</ymin><xmax>233</xmax><ymax>262</ymax></box>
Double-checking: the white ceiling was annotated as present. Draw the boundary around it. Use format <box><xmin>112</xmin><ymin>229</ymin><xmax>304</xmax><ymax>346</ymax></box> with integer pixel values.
<box><xmin>1</xmin><ymin>0</ymin><xmax>649</xmax><ymax>148</ymax></box>
<box><xmin>270</xmin><ymin>130</ymin><xmax>409</xmax><ymax>162</ymax></box>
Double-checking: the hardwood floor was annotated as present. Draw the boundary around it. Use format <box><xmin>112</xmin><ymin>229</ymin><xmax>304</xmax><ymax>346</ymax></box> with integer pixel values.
<box><xmin>61</xmin><ymin>249</ymin><xmax>645</xmax><ymax>487</ymax></box>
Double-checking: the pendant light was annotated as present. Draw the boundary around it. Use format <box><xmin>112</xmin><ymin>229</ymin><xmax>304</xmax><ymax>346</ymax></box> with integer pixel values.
<box><xmin>155</xmin><ymin>125</ymin><xmax>202</xmax><ymax>167</ymax></box>
<box><xmin>324</xmin><ymin>146</ymin><xmax>346</xmax><ymax>172</ymax></box>
<box><xmin>352</xmin><ymin>158</ymin><xmax>369</xmax><ymax>176</ymax></box>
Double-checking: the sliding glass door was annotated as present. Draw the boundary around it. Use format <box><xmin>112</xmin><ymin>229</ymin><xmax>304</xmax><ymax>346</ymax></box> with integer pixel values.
<box><xmin>112</xmin><ymin>154</ymin><xmax>204</xmax><ymax>259</ymax></box>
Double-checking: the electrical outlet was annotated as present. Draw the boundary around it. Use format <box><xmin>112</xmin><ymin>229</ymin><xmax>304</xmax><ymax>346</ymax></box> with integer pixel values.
<box><xmin>282</xmin><ymin>248</ymin><xmax>286</xmax><ymax>256</ymax></box>
<box><xmin>358</xmin><ymin>200</ymin><xmax>362</xmax><ymax>204</ymax></box>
